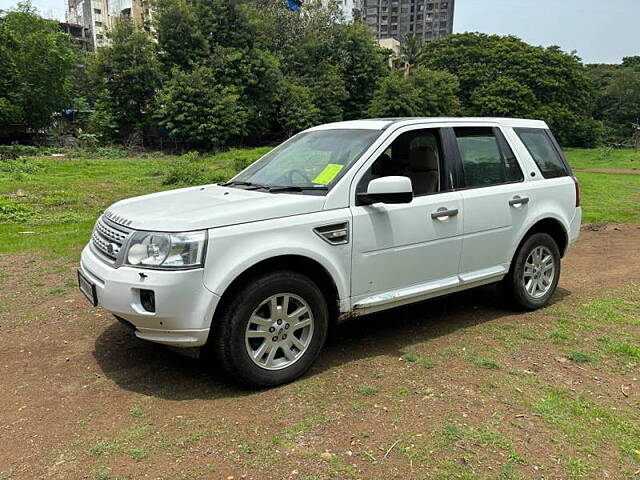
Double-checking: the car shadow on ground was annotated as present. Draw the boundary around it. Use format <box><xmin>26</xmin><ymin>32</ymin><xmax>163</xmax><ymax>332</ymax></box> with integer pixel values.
<box><xmin>93</xmin><ymin>285</ymin><xmax>571</xmax><ymax>401</ymax></box>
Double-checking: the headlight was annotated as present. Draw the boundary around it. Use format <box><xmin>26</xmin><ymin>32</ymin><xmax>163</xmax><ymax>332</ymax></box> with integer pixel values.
<box><xmin>125</xmin><ymin>230</ymin><xmax>207</xmax><ymax>269</ymax></box>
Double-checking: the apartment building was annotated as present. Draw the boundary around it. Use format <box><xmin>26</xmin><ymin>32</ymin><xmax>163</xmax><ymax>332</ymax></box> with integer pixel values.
<box><xmin>67</xmin><ymin>0</ymin><xmax>153</xmax><ymax>50</ymax></box>
<box><xmin>362</xmin><ymin>0</ymin><xmax>455</xmax><ymax>43</ymax></box>
<box><xmin>67</xmin><ymin>0</ymin><xmax>111</xmax><ymax>49</ymax></box>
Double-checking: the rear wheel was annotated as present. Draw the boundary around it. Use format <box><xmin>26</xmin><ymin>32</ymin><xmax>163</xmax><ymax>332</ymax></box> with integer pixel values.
<box><xmin>212</xmin><ymin>270</ymin><xmax>329</xmax><ymax>387</ymax></box>
<box><xmin>500</xmin><ymin>233</ymin><xmax>561</xmax><ymax>310</ymax></box>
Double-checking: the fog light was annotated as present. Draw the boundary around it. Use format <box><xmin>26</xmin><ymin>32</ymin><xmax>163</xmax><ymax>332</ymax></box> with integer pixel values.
<box><xmin>140</xmin><ymin>289</ymin><xmax>155</xmax><ymax>313</ymax></box>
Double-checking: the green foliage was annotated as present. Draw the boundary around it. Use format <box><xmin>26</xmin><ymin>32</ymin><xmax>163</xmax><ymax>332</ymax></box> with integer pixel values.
<box><xmin>277</xmin><ymin>81</ymin><xmax>321</xmax><ymax>136</ymax></box>
<box><xmin>0</xmin><ymin>200</ymin><xmax>36</xmax><ymax>222</ymax></box>
<box><xmin>155</xmin><ymin>66</ymin><xmax>249</xmax><ymax>148</ymax></box>
<box><xmin>154</xmin><ymin>0</ymin><xmax>207</xmax><ymax>71</ymax></box>
<box><xmin>600</xmin><ymin>70</ymin><xmax>640</xmax><ymax>140</ymax></box>
<box><xmin>0</xmin><ymin>1</ymin><xmax>77</xmax><ymax>131</ymax></box>
<box><xmin>368</xmin><ymin>68</ymin><xmax>460</xmax><ymax>117</ymax></box>
<box><xmin>470</xmin><ymin>77</ymin><xmax>536</xmax><ymax>117</ymax></box>
<box><xmin>88</xmin><ymin>19</ymin><xmax>162</xmax><ymax>139</ymax></box>
<box><xmin>422</xmin><ymin>33</ymin><xmax>598</xmax><ymax>146</ymax></box>
<box><xmin>367</xmin><ymin>73</ymin><xmax>420</xmax><ymax>117</ymax></box>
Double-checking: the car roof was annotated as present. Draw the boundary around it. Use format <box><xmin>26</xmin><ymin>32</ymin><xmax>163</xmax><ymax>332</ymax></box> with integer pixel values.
<box><xmin>306</xmin><ymin>117</ymin><xmax>549</xmax><ymax>131</ymax></box>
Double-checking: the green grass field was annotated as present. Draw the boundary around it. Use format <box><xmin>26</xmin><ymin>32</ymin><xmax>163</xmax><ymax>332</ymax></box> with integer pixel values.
<box><xmin>0</xmin><ymin>147</ymin><xmax>638</xmax><ymax>257</ymax></box>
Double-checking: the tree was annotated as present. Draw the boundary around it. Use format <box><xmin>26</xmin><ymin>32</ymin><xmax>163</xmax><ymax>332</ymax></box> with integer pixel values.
<box><xmin>277</xmin><ymin>80</ymin><xmax>321</xmax><ymax>136</ymax></box>
<box><xmin>400</xmin><ymin>34</ymin><xmax>424</xmax><ymax>77</ymax></box>
<box><xmin>367</xmin><ymin>73</ymin><xmax>421</xmax><ymax>117</ymax></box>
<box><xmin>421</xmin><ymin>33</ymin><xmax>599</xmax><ymax>146</ymax></box>
<box><xmin>600</xmin><ymin>69</ymin><xmax>640</xmax><ymax>140</ymax></box>
<box><xmin>469</xmin><ymin>77</ymin><xmax>535</xmax><ymax>117</ymax></box>
<box><xmin>333</xmin><ymin>23</ymin><xmax>387</xmax><ymax>119</ymax></box>
<box><xmin>155</xmin><ymin>66</ymin><xmax>249</xmax><ymax>148</ymax></box>
<box><xmin>367</xmin><ymin>68</ymin><xmax>460</xmax><ymax>118</ymax></box>
<box><xmin>154</xmin><ymin>0</ymin><xmax>207</xmax><ymax>71</ymax></box>
<box><xmin>411</xmin><ymin>67</ymin><xmax>461</xmax><ymax>116</ymax></box>
<box><xmin>0</xmin><ymin>1</ymin><xmax>76</xmax><ymax>132</ymax></box>
<box><xmin>88</xmin><ymin>19</ymin><xmax>162</xmax><ymax>139</ymax></box>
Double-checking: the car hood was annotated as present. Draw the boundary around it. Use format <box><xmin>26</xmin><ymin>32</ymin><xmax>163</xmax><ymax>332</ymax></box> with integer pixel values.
<box><xmin>104</xmin><ymin>184</ymin><xmax>327</xmax><ymax>231</ymax></box>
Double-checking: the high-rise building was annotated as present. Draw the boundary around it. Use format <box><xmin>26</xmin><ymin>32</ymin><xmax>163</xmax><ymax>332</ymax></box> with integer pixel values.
<box><xmin>362</xmin><ymin>0</ymin><xmax>455</xmax><ymax>43</ymax></box>
<box><xmin>66</xmin><ymin>0</ymin><xmax>153</xmax><ymax>50</ymax></box>
<box><xmin>67</xmin><ymin>0</ymin><xmax>111</xmax><ymax>49</ymax></box>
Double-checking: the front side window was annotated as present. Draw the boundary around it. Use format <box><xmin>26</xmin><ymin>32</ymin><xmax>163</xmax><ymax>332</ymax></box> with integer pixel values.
<box><xmin>231</xmin><ymin>129</ymin><xmax>380</xmax><ymax>193</ymax></box>
<box><xmin>515</xmin><ymin>128</ymin><xmax>569</xmax><ymax>178</ymax></box>
<box><xmin>454</xmin><ymin>127</ymin><xmax>523</xmax><ymax>188</ymax></box>
<box><xmin>358</xmin><ymin>129</ymin><xmax>442</xmax><ymax>196</ymax></box>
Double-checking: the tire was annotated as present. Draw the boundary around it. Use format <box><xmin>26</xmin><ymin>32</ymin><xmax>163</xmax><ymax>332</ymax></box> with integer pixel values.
<box><xmin>500</xmin><ymin>232</ymin><xmax>561</xmax><ymax>311</ymax></box>
<box><xmin>211</xmin><ymin>270</ymin><xmax>329</xmax><ymax>388</ymax></box>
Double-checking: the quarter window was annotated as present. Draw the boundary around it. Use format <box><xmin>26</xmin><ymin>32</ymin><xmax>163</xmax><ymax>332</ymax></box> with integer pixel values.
<box><xmin>515</xmin><ymin>128</ymin><xmax>569</xmax><ymax>178</ymax></box>
<box><xmin>454</xmin><ymin>127</ymin><xmax>523</xmax><ymax>188</ymax></box>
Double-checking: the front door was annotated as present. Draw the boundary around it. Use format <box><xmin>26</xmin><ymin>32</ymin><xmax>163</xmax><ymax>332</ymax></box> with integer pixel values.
<box><xmin>350</xmin><ymin>127</ymin><xmax>464</xmax><ymax>312</ymax></box>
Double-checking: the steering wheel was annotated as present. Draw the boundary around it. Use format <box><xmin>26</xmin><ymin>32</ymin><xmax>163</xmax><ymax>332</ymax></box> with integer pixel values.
<box><xmin>288</xmin><ymin>169</ymin><xmax>312</xmax><ymax>185</ymax></box>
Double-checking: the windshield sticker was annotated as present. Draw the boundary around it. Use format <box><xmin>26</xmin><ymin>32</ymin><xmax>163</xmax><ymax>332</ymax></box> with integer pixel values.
<box><xmin>312</xmin><ymin>164</ymin><xmax>344</xmax><ymax>185</ymax></box>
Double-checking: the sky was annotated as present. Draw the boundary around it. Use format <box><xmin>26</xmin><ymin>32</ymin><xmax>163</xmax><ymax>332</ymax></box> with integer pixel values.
<box><xmin>1</xmin><ymin>0</ymin><xmax>637</xmax><ymax>64</ymax></box>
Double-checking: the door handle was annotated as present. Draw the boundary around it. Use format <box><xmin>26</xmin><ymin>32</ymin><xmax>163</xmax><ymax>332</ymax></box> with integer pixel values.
<box><xmin>431</xmin><ymin>207</ymin><xmax>459</xmax><ymax>219</ymax></box>
<box><xmin>509</xmin><ymin>196</ymin><xmax>530</xmax><ymax>207</ymax></box>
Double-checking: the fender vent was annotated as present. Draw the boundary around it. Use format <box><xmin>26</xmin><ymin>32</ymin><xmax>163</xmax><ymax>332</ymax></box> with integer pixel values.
<box><xmin>314</xmin><ymin>222</ymin><xmax>349</xmax><ymax>245</ymax></box>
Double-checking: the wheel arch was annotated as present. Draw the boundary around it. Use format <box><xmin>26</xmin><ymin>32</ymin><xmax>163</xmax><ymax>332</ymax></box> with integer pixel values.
<box><xmin>512</xmin><ymin>217</ymin><xmax>569</xmax><ymax>263</ymax></box>
<box><xmin>212</xmin><ymin>255</ymin><xmax>341</xmax><ymax>328</ymax></box>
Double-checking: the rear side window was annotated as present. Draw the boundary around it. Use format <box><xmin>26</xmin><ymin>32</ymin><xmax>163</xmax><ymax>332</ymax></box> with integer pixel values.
<box><xmin>454</xmin><ymin>127</ymin><xmax>523</xmax><ymax>188</ymax></box>
<box><xmin>515</xmin><ymin>128</ymin><xmax>569</xmax><ymax>178</ymax></box>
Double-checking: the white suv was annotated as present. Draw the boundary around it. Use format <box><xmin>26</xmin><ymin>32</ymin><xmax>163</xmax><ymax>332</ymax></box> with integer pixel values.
<box><xmin>79</xmin><ymin>118</ymin><xmax>582</xmax><ymax>386</ymax></box>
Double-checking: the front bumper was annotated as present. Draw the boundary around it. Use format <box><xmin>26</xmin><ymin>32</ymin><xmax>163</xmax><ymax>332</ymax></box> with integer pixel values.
<box><xmin>80</xmin><ymin>245</ymin><xmax>219</xmax><ymax>347</ymax></box>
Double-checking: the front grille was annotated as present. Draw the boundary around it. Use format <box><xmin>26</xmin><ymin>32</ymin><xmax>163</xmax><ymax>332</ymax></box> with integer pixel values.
<box><xmin>91</xmin><ymin>216</ymin><xmax>133</xmax><ymax>266</ymax></box>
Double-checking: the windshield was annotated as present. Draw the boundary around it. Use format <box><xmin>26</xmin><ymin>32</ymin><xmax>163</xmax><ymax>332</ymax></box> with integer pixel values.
<box><xmin>230</xmin><ymin>129</ymin><xmax>381</xmax><ymax>193</ymax></box>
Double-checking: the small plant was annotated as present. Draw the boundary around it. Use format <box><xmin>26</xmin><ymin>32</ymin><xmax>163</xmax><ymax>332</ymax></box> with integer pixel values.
<box><xmin>232</xmin><ymin>156</ymin><xmax>251</xmax><ymax>172</ymax></box>
<box><xmin>0</xmin><ymin>201</ymin><xmax>37</xmax><ymax>223</ymax></box>
<box><xmin>471</xmin><ymin>356</ymin><xmax>500</xmax><ymax>369</ymax></box>
<box><xmin>93</xmin><ymin>466</ymin><xmax>110</xmax><ymax>480</ymax></box>
<box><xmin>130</xmin><ymin>405</ymin><xmax>144</xmax><ymax>417</ymax></box>
<box><xmin>441</xmin><ymin>423</ymin><xmax>463</xmax><ymax>441</ymax></box>
<box><xmin>358</xmin><ymin>385</ymin><xmax>378</xmax><ymax>396</ymax></box>
<box><xmin>417</xmin><ymin>356</ymin><xmax>437</xmax><ymax>369</ymax></box>
<box><xmin>566</xmin><ymin>350</ymin><xmax>594</xmax><ymax>364</ymax></box>
<box><xmin>88</xmin><ymin>441</ymin><xmax>109</xmax><ymax>457</ymax></box>
<box><xmin>131</xmin><ymin>447</ymin><xmax>147</xmax><ymax>461</ymax></box>
<box><xmin>401</xmin><ymin>352</ymin><xmax>417</xmax><ymax>362</ymax></box>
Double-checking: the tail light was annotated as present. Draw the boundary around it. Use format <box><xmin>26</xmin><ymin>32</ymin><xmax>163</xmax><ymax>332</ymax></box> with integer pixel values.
<box><xmin>572</xmin><ymin>176</ymin><xmax>580</xmax><ymax>207</ymax></box>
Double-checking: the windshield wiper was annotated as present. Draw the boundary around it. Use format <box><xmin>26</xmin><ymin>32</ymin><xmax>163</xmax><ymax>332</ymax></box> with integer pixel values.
<box><xmin>220</xmin><ymin>180</ymin><xmax>269</xmax><ymax>190</ymax></box>
<box><xmin>267</xmin><ymin>185</ymin><xmax>329</xmax><ymax>193</ymax></box>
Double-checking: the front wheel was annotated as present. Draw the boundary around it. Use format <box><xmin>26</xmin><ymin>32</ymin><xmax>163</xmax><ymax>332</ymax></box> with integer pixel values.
<box><xmin>212</xmin><ymin>270</ymin><xmax>329</xmax><ymax>387</ymax></box>
<box><xmin>500</xmin><ymin>233</ymin><xmax>561</xmax><ymax>310</ymax></box>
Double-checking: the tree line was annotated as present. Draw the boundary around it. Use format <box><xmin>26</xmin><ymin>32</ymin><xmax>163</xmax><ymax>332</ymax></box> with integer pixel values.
<box><xmin>0</xmin><ymin>0</ymin><xmax>638</xmax><ymax>149</ymax></box>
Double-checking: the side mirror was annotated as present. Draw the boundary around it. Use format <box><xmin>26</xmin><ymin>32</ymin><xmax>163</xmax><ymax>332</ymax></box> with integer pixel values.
<box><xmin>357</xmin><ymin>176</ymin><xmax>413</xmax><ymax>206</ymax></box>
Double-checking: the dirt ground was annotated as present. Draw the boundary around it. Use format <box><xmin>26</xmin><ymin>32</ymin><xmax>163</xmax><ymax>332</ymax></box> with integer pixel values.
<box><xmin>1</xmin><ymin>225</ymin><xmax>639</xmax><ymax>479</ymax></box>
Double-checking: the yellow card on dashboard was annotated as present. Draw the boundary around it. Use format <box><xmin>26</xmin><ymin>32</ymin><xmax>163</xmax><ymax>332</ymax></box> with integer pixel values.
<box><xmin>312</xmin><ymin>163</ymin><xmax>344</xmax><ymax>185</ymax></box>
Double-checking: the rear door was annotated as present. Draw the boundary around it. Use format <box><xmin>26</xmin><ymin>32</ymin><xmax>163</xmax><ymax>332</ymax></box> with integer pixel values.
<box><xmin>453</xmin><ymin>126</ymin><xmax>530</xmax><ymax>283</ymax></box>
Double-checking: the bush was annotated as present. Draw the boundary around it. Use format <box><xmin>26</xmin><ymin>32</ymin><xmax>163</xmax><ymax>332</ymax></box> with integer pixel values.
<box><xmin>0</xmin><ymin>145</ymin><xmax>55</xmax><ymax>159</ymax></box>
<box><xmin>0</xmin><ymin>157</ymin><xmax>46</xmax><ymax>175</ymax></box>
<box><xmin>0</xmin><ymin>201</ymin><xmax>37</xmax><ymax>223</ymax></box>
<box><xmin>162</xmin><ymin>154</ymin><xmax>229</xmax><ymax>186</ymax></box>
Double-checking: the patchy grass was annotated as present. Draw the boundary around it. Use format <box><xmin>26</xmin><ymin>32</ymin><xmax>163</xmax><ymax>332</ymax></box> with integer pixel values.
<box><xmin>573</xmin><ymin>171</ymin><xmax>640</xmax><ymax>223</ymax></box>
<box><xmin>357</xmin><ymin>385</ymin><xmax>378</xmax><ymax>396</ymax></box>
<box><xmin>0</xmin><ymin>147</ymin><xmax>270</xmax><ymax>258</ymax></box>
<box><xmin>471</xmin><ymin>356</ymin><xmax>500</xmax><ymax>370</ymax></box>
<box><xmin>0</xmin><ymin>147</ymin><xmax>636</xmax><ymax>258</ymax></box>
<box><xmin>566</xmin><ymin>350</ymin><xmax>595</xmax><ymax>364</ymax></box>
<box><xmin>565</xmin><ymin>147</ymin><xmax>640</xmax><ymax>170</ymax></box>
<box><xmin>564</xmin><ymin>148</ymin><xmax>640</xmax><ymax>223</ymax></box>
